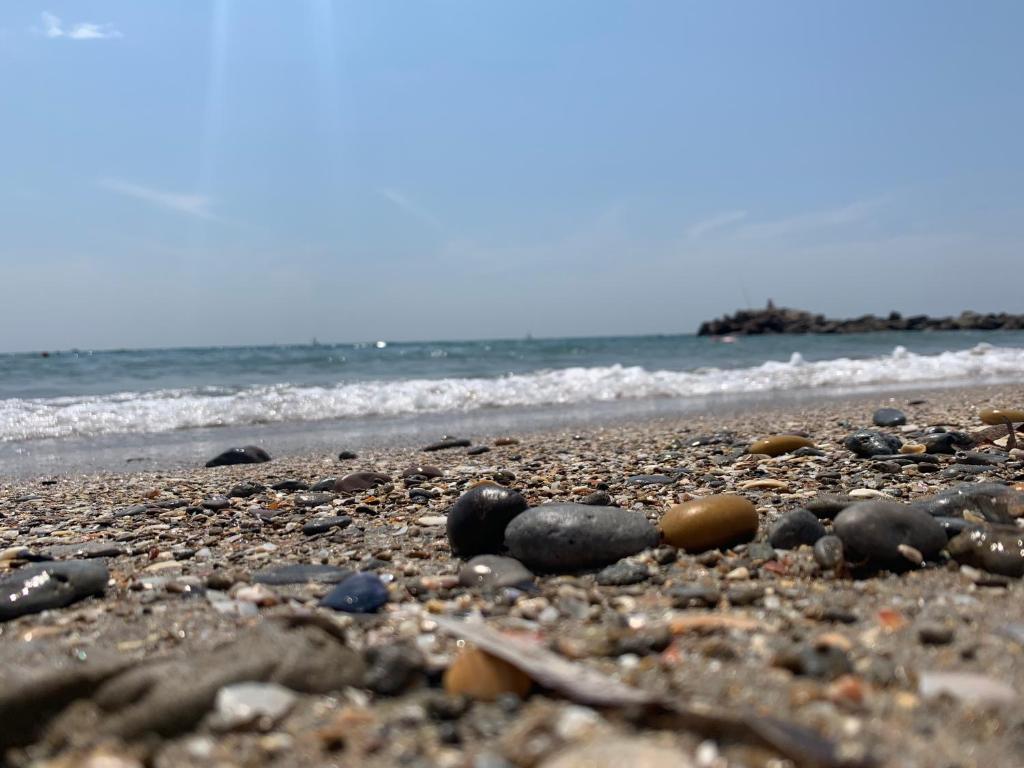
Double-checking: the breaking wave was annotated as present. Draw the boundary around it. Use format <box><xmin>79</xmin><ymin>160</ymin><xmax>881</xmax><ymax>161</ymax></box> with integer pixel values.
<box><xmin>3</xmin><ymin>343</ymin><xmax>1023</xmax><ymax>441</ymax></box>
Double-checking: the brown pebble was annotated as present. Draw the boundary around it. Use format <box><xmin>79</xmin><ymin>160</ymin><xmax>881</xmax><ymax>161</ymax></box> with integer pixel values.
<box><xmin>980</xmin><ymin>407</ymin><xmax>1024</xmax><ymax>425</ymax></box>
<box><xmin>335</xmin><ymin>472</ymin><xmax>391</xmax><ymax>492</ymax></box>
<box><xmin>494</xmin><ymin>437</ymin><xmax>520</xmax><ymax>446</ymax></box>
<box><xmin>442</xmin><ymin>646</ymin><xmax>532</xmax><ymax>701</ymax></box>
<box><xmin>661</xmin><ymin>494</ymin><xmax>758</xmax><ymax>552</ymax></box>
<box><xmin>748</xmin><ymin>435</ymin><xmax>815</xmax><ymax>456</ymax></box>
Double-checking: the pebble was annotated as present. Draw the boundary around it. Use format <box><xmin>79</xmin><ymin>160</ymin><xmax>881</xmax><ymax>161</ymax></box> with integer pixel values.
<box><xmin>494</xmin><ymin>437</ymin><xmax>520</xmax><ymax>446</ymax></box>
<box><xmin>844</xmin><ymin>430</ymin><xmax>903</xmax><ymax>458</ymax></box>
<box><xmin>309</xmin><ymin>478</ymin><xmax>338</xmax><ymax>492</ymax></box>
<box><xmin>446</xmin><ymin>485</ymin><xmax>528</xmax><ymax>558</ymax></box>
<box><xmin>443</xmin><ymin>647</ymin><xmax>532</xmax><ymax>701</ymax></box>
<box><xmin>833</xmin><ymin>501</ymin><xmax>947</xmax><ymax>571</ymax></box>
<box><xmin>213</xmin><ymin>682</ymin><xmax>296</xmax><ymax>729</ymax></box>
<box><xmin>979</xmin><ymin>407</ymin><xmax>1024</xmax><ymax>425</ymax></box>
<box><xmin>0</xmin><ymin>560</ymin><xmax>109</xmax><ymax>621</ymax></box>
<box><xmin>320</xmin><ymin>572</ymin><xmax>389</xmax><ymax>613</ymax></box>
<box><xmin>337</xmin><ymin>450</ymin><xmax>358</xmax><ymax>459</ymax></box>
<box><xmin>947</xmin><ymin>526</ymin><xmax>1024</xmax><ymax>576</ymax></box>
<box><xmin>423</xmin><ymin>437</ymin><xmax>472</xmax><ymax>451</ymax></box>
<box><xmin>505</xmin><ymin>504</ymin><xmax>659</xmax><ymax>571</ymax></box>
<box><xmin>402</xmin><ymin>464</ymin><xmax>444</xmax><ymax>479</ymax></box>
<box><xmin>625</xmin><ymin>474</ymin><xmax>675</xmax><ymax>486</ymax></box>
<box><xmin>581</xmin><ymin>490</ymin><xmax>611</xmax><ymax>506</ymax></box>
<box><xmin>458</xmin><ymin>555</ymin><xmax>535</xmax><ymax>590</ymax></box>
<box><xmin>668</xmin><ymin>584</ymin><xmax>721</xmax><ymax>608</ymax></box>
<box><xmin>595</xmin><ymin>560</ymin><xmax>650</xmax><ymax>586</ymax></box>
<box><xmin>920</xmin><ymin>431</ymin><xmax>974</xmax><ymax>454</ymax></box>
<box><xmin>201</xmin><ymin>495</ymin><xmax>231</xmax><ymax>511</ymax></box>
<box><xmin>44</xmin><ymin>540</ymin><xmax>123</xmax><ymax>559</ymax></box>
<box><xmin>365</xmin><ymin>643</ymin><xmax>425</xmax><ymax>695</ymax></box>
<box><xmin>768</xmin><ymin>509</ymin><xmax>827</xmax><ymax>550</ymax></box>
<box><xmin>271</xmin><ymin>479</ymin><xmax>309</xmax><ymax>491</ymax></box>
<box><xmin>204</xmin><ymin>446</ymin><xmax>271</xmax><ymax>467</ymax></box>
<box><xmin>873</xmin><ymin>408</ymin><xmax>907</xmax><ymax>427</ymax></box>
<box><xmin>228</xmin><ymin>482</ymin><xmax>264</xmax><ymax>498</ymax></box>
<box><xmin>539</xmin><ymin>737</ymin><xmax>695</xmax><ymax>768</ymax></box>
<box><xmin>253</xmin><ymin>564</ymin><xmax>352</xmax><ymax>585</ymax></box>
<box><xmin>335</xmin><ymin>472</ymin><xmax>390</xmax><ymax>492</ymax></box>
<box><xmin>660</xmin><ymin>495</ymin><xmax>758</xmax><ymax>553</ymax></box>
<box><xmin>301</xmin><ymin>515</ymin><xmax>352</xmax><ymax>536</ymax></box>
<box><xmin>295</xmin><ymin>492</ymin><xmax>335</xmax><ymax>508</ymax></box>
<box><xmin>918</xmin><ymin>671</ymin><xmax>1016</xmax><ymax>705</ymax></box>
<box><xmin>912</xmin><ymin>483</ymin><xmax>1024</xmax><ymax>524</ymax></box>
<box><xmin>804</xmin><ymin>494</ymin><xmax>857</xmax><ymax>520</ymax></box>
<box><xmin>917</xmin><ymin>622</ymin><xmax>955</xmax><ymax>645</ymax></box>
<box><xmin>748</xmin><ymin>435</ymin><xmax>815</xmax><ymax>456</ymax></box>
<box><xmin>467</xmin><ymin>446</ymin><xmax>491</xmax><ymax>456</ymax></box>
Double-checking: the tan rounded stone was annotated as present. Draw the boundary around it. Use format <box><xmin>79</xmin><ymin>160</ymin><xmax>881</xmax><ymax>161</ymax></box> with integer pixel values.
<box><xmin>980</xmin><ymin>407</ymin><xmax>1024</xmax><ymax>425</ymax></box>
<box><xmin>748</xmin><ymin>435</ymin><xmax>814</xmax><ymax>456</ymax></box>
<box><xmin>442</xmin><ymin>647</ymin><xmax>532</xmax><ymax>701</ymax></box>
<box><xmin>540</xmin><ymin>737</ymin><xmax>694</xmax><ymax>768</ymax></box>
<box><xmin>661</xmin><ymin>494</ymin><xmax>758</xmax><ymax>552</ymax></box>
<box><xmin>900</xmin><ymin>443</ymin><xmax>926</xmax><ymax>454</ymax></box>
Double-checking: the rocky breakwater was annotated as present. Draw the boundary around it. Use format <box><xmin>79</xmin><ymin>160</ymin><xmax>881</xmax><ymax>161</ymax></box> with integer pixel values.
<box><xmin>698</xmin><ymin>302</ymin><xmax>1024</xmax><ymax>335</ymax></box>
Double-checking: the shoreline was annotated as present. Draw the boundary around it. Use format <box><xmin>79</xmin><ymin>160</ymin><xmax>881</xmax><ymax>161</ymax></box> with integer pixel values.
<box><xmin>2</xmin><ymin>382</ymin><xmax>1024</xmax><ymax>766</ymax></box>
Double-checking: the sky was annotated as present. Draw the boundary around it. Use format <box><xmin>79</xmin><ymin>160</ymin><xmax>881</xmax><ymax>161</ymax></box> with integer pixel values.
<box><xmin>1</xmin><ymin>1</ymin><xmax>1023</xmax><ymax>352</ymax></box>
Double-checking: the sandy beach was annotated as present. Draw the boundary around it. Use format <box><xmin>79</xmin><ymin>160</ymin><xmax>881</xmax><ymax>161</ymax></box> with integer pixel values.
<box><xmin>3</xmin><ymin>383</ymin><xmax>1024</xmax><ymax>768</ymax></box>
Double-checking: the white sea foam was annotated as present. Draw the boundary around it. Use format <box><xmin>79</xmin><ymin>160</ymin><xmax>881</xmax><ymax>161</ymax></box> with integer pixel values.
<box><xmin>2</xmin><ymin>343</ymin><xmax>1023</xmax><ymax>442</ymax></box>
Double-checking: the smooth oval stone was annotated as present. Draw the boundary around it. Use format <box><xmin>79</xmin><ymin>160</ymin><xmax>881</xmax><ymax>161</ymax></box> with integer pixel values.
<box><xmin>540</xmin><ymin>738</ymin><xmax>695</xmax><ymax>768</ymax></box>
<box><xmin>959</xmin><ymin>451</ymin><xmax>1008</xmax><ymax>466</ymax></box>
<box><xmin>446</xmin><ymin>485</ymin><xmax>528</xmax><ymax>558</ymax></box>
<box><xmin>873</xmin><ymin>407</ymin><xmax>907</xmax><ymax>427</ymax></box>
<box><xmin>804</xmin><ymin>494</ymin><xmax>857</xmax><ymax>520</ymax></box>
<box><xmin>443</xmin><ymin>647</ymin><xmax>532</xmax><ymax>701</ymax></box>
<box><xmin>228</xmin><ymin>482</ymin><xmax>265</xmax><ymax>498</ymax></box>
<box><xmin>661</xmin><ymin>495</ymin><xmax>758</xmax><ymax>553</ymax></box>
<box><xmin>947</xmin><ymin>526</ymin><xmax>1024</xmax><ymax>577</ymax></box>
<box><xmin>934</xmin><ymin>516</ymin><xmax>983</xmax><ymax>538</ymax></box>
<box><xmin>911</xmin><ymin>483</ymin><xmax>1024</xmax><ymax>524</ymax></box>
<box><xmin>295</xmin><ymin>492</ymin><xmax>335</xmax><ymax>508</ymax></box>
<box><xmin>205</xmin><ymin>446</ymin><xmax>271</xmax><ymax>468</ymax></box>
<box><xmin>458</xmin><ymin>555</ymin><xmax>534</xmax><ymax>590</ymax></box>
<box><xmin>812</xmin><ymin>535</ymin><xmax>844</xmax><ymax>569</ymax></box>
<box><xmin>201</xmin><ymin>495</ymin><xmax>231</xmax><ymax>511</ymax></box>
<box><xmin>271</xmin><ymin>479</ymin><xmax>309</xmax><ymax>492</ymax></box>
<box><xmin>748</xmin><ymin>435</ymin><xmax>815</xmax><ymax>457</ymax></box>
<box><xmin>626</xmin><ymin>474</ymin><xmax>675</xmax><ymax>486</ymax></box>
<box><xmin>833</xmin><ymin>501</ymin><xmax>946</xmax><ymax>571</ymax></box>
<box><xmin>505</xmin><ymin>504</ymin><xmax>659</xmax><ymax>572</ymax></box>
<box><xmin>302</xmin><ymin>515</ymin><xmax>352</xmax><ymax>536</ymax></box>
<box><xmin>335</xmin><ymin>472</ymin><xmax>390</xmax><ymax>492</ymax></box>
<box><xmin>768</xmin><ymin>509</ymin><xmax>827</xmax><ymax>550</ymax></box>
<box><xmin>309</xmin><ymin>478</ymin><xmax>338</xmax><ymax>492</ymax></box>
<box><xmin>0</xmin><ymin>561</ymin><xmax>108</xmax><ymax>621</ymax></box>
<box><xmin>337</xmin><ymin>450</ymin><xmax>358</xmax><ymax>460</ymax></box>
<box><xmin>920</xmin><ymin>431</ymin><xmax>973</xmax><ymax>454</ymax></box>
<box><xmin>320</xmin><ymin>572</ymin><xmax>389</xmax><ymax>613</ymax></box>
<box><xmin>595</xmin><ymin>560</ymin><xmax>650</xmax><ymax>586</ymax></box>
<box><xmin>980</xmin><ymin>407</ymin><xmax>1024</xmax><ymax>425</ymax></box>
<box><xmin>402</xmin><ymin>464</ymin><xmax>443</xmax><ymax>480</ymax></box>
<box><xmin>843</xmin><ymin>430</ymin><xmax>902</xmax><ymax>458</ymax></box>
<box><xmin>253</xmin><ymin>564</ymin><xmax>352</xmax><ymax>585</ymax></box>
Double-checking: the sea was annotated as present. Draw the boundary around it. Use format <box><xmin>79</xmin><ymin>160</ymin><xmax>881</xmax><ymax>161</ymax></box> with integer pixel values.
<box><xmin>3</xmin><ymin>330</ymin><xmax>1024</xmax><ymax>476</ymax></box>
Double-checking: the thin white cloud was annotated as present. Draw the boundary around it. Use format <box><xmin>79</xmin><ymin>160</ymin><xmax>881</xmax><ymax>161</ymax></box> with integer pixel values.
<box><xmin>377</xmin><ymin>187</ymin><xmax>444</xmax><ymax>232</ymax></box>
<box><xmin>98</xmin><ymin>179</ymin><xmax>216</xmax><ymax>220</ymax></box>
<box><xmin>736</xmin><ymin>199</ymin><xmax>880</xmax><ymax>240</ymax></box>
<box><xmin>686</xmin><ymin>210</ymin><xmax>748</xmax><ymax>240</ymax></box>
<box><xmin>41</xmin><ymin>11</ymin><xmax>122</xmax><ymax>40</ymax></box>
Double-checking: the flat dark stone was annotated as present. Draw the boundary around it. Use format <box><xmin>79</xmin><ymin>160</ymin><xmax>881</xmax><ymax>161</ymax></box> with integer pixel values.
<box><xmin>228</xmin><ymin>482</ymin><xmax>265</xmax><ymax>498</ymax></box>
<box><xmin>402</xmin><ymin>464</ymin><xmax>444</xmax><ymax>480</ymax></box>
<box><xmin>271</xmin><ymin>479</ymin><xmax>309</xmax><ymax>492</ymax></box>
<box><xmin>205</xmin><ymin>446</ymin><xmax>271</xmax><ymax>467</ymax></box>
<box><xmin>948</xmin><ymin>526</ymin><xmax>1024</xmax><ymax>577</ymax></box>
<box><xmin>302</xmin><ymin>515</ymin><xmax>352</xmax><ymax>536</ymax></box>
<box><xmin>467</xmin><ymin>446</ymin><xmax>491</xmax><ymax>456</ymax></box>
<box><xmin>625</xmin><ymin>474</ymin><xmax>675</xmax><ymax>486</ymax></box>
<box><xmin>958</xmin><ymin>451</ymin><xmax>1008</xmax><ymax>466</ymax></box>
<box><xmin>804</xmin><ymin>495</ymin><xmax>857</xmax><ymax>520</ymax></box>
<box><xmin>843</xmin><ymin>430</ymin><xmax>902</xmax><ymax>458</ymax></box>
<box><xmin>422</xmin><ymin>438</ymin><xmax>471</xmax><ymax>452</ymax></box>
<box><xmin>310</xmin><ymin>478</ymin><xmax>338</xmax><ymax>492</ymax></box>
<box><xmin>911</xmin><ymin>483</ymin><xmax>1024</xmax><ymax>524</ymax></box>
<box><xmin>44</xmin><ymin>541</ymin><xmax>123</xmax><ymax>560</ymax></box>
<box><xmin>458</xmin><ymin>555</ymin><xmax>535</xmax><ymax>590</ymax></box>
<box><xmin>335</xmin><ymin>472</ymin><xmax>390</xmax><ymax>492</ymax></box>
<box><xmin>295</xmin><ymin>492</ymin><xmax>335</xmax><ymax>508</ymax></box>
<box><xmin>253</xmin><ymin>564</ymin><xmax>352</xmax><ymax>585</ymax></box>
<box><xmin>920</xmin><ymin>431</ymin><xmax>974</xmax><ymax>454</ymax></box>
<box><xmin>872</xmin><ymin>408</ymin><xmax>907</xmax><ymax>427</ymax></box>
<box><xmin>201</xmin><ymin>495</ymin><xmax>231</xmax><ymax>511</ymax></box>
<box><xmin>114</xmin><ymin>504</ymin><xmax>152</xmax><ymax>518</ymax></box>
<box><xmin>338</xmin><ymin>451</ymin><xmax>358</xmax><ymax>460</ymax></box>
<box><xmin>504</xmin><ymin>503</ymin><xmax>659</xmax><ymax>572</ymax></box>
<box><xmin>833</xmin><ymin>501</ymin><xmax>946</xmax><ymax>571</ymax></box>
<box><xmin>446</xmin><ymin>485</ymin><xmax>528</xmax><ymax>558</ymax></box>
<box><xmin>0</xmin><ymin>561</ymin><xmax>109</xmax><ymax>622</ymax></box>
<box><xmin>768</xmin><ymin>510</ymin><xmax>826</xmax><ymax>550</ymax></box>
<box><xmin>321</xmin><ymin>572</ymin><xmax>389</xmax><ymax>613</ymax></box>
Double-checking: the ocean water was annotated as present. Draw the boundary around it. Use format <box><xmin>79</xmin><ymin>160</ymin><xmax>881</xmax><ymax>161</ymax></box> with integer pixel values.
<box><xmin>3</xmin><ymin>330</ymin><xmax>1024</xmax><ymax>474</ymax></box>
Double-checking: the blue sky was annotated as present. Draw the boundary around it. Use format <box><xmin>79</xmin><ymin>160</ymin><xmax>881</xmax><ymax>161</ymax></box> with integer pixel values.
<box><xmin>1</xmin><ymin>1</ymin><xmax>1023</xmax><ymax>351</ymax></box>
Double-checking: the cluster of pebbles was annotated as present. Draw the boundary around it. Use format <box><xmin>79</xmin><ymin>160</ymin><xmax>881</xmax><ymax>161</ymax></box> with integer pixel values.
<box><xmin>3</xmin><ymin>386</ymin><xmax>1024</xmax><ymax>767</ymax></box>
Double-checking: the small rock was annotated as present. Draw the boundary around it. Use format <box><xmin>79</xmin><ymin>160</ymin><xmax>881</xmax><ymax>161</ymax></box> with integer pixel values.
<box><xmin>494</xmin><ymin>437</ymin><xmax>520</xmax><ymax>446</ymax></box>
<box><xmin>205</xmin><ymin>446</ymin><xmax>271</xmax><ymax>467</ymax></box>
<box><xmin>947</xmin><ymin>526</ymin><xmax>1024</xmax><ymax>577</ymax></box>
<box><xmin>337</xmin><ymin>450</ymin><xmax>358</xmax><ymax>460</ymax></box>
<box><xmin>335</xmin><ymin>472</ymin><xmax>390</xmax><ymax>492</ymax></box>
<box><xmin>423</xmin><ymin>437</ymin><xmax>472</xmax><ymax>451</ymax></box>
<box><xmin>833</xmin><ymin>501</ymin><xmax>946</xmax><ymax>571</ymax></box>
<box><xmin>804</xmin><ymin>494</ymin><xmax>857</xmax><ymax>520</ymax></box>
<box><xmin>595</xmin><ymin>560</ymin><xmax>649</xmax><ymax>586</ymax></box>
<box><xmin>201</xmin><ymin>495</ymin><xmax>231</xmax><ymax>511</ymax></box>
<box><xmin>301</xmin><ymin>516</ymin><xmax>352</xmax><ymax>536</ymax></box>
<box><xmin>213</xmin><ymin>682</ymin><xmax>296</xmax><ymax>729</ymax></box>
<box><xmin>660</xmin><ymin>495</ymin><xmax>758</xmax><ymax>553</ymax></box>
<box><xmin>919</xmin><ymin>671</ymin><xmax>1016</xmax><ymax>705</ymax></box>
<box><xmin>467</xmin><ymin>446</ymin><xmax>491</xmax><ymax>456</ymax></box>
<box><xmin>668</xmin><ymin>584</ymin><xmax>721</xmax><ymax>608</ymax></box>
<box><xmin>581</xmin><ymin>491</ymin><xmax>611</xmax><ymax>506</ymax></box>
<box><xmin>402</xmin><ymin>464</ymin><xmax>444</xmax><ymax>479</ymax></box>
<box><xmin>446</xmin><ymin>485</ymin><xmax>528</xmax><ymax>558</ymax></box>
<box><xmin>295</xmin><ymin>492</ymin><xmax>335</xmax><ymax>508</ymax></box>
<box><xmin>309</xmin><ymin>478</ymin><xmax>338</xmax><ymax>492</ymax></box>
<box><xmin>253</xmin><ymin>564</ymin><xmax>352</xmax><ymax>585</ymax></box>
<box><xmin>365</xmin><ymin>643</ymin><xmax>425</xmax><ymax>695</ymax></box>
<box><xmin>228</xmin><ymin>482</ymin><xmax>265</xmax><ymax>498</ymax></box>
<box><xmin>844</xmin><ymin>430</ymin><xmax>902</xmax><ymax>458</ymax></box>
<box><xmin>979</xmin><ymin>407</ymin><xmax>1024</xmax><ymax>425</ymax></box>
<box><xmin>625</xmin><ymin>474</ymin><xmax>675</xmax><ymax>486</ymax></box>
<box><xmin>443</xmin><ymin>647</ymin><xmax>532</xmax><ymax>701</ymax></box>
<box><xmin>873</xmin><ymin>408</ymin><xmax>907</xmax><ymax>427</ymax></box>
<box><xmin>458</xmin><ymin>555</ymin><xmax>535</xmax><ymax>590</ymax></box>
<box><xmin>0</xmin><ymin>560</ymin><xmax>108</xmax><ymax>621</ymax></box>
<box><xmin>271</xmin><ymin>479</ymin><xmax>309</xmax><ymax>492</ymax></box>
<box><xmin>920</xmin><ymin>431</ymin><xmax>974</xmax><ymax>454</ymax></box>
<box><xmin>320</xmin><ymin>572</ymin><xmax>389</xmax><ymax>613</ymax></box>
<box><xmin>768</xmin><ymin>509</ymin><xmax>827</xmax><ymax>550</ymax></box>
<box><xmin>812</xmin><ymin>535</ymin><xmax>844</xmax><ymax>570</ymax></box>
<box><xmin>505</xmin><ymin>504</ymin><xmax>659</xmax><ymax>572</ymax></box>
<box><xmin>539</xmin><ymin>737</ymin><xmax>695</xmax><ymax>768</ymax></box>
<box><xmin>748</xmin><ymin>435</ymin><xmax>815</xmax><ymax>456</ymax></box>
<box><xmin>917</xmin><ymin>622</ymin><xmax>955</xmax><ymax>645</ymax></box>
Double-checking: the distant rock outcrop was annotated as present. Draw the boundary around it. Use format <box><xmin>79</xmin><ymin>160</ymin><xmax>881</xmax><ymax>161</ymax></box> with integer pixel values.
<box><xmin>698</xmin><ymin>301</ymin><xmax>1024</xmax><ymax>336</ymax></box>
